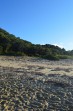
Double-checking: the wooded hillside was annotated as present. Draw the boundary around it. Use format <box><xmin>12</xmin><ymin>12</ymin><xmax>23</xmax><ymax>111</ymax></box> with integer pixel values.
<box><xmin>0</xmin><ymin>28</ymin><xmax>73</xmax><ymax>60</ymax></box>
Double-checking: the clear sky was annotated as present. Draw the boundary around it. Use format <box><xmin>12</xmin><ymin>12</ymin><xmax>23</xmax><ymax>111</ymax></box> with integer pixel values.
<box><xmin>0</xmin><ymin>0</ymin><xmax>73</xmax><ymax>50</ymax></box>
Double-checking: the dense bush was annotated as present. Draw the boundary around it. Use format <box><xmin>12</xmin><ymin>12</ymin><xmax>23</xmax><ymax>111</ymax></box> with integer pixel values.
<box><xmin>0</xmin><ymin>28</ymin><xmax>73</xmax><ymax>60</ymax></box>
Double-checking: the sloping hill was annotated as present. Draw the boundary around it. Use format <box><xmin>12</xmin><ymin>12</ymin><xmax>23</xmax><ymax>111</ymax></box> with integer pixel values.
<box><xmin>0</xmin><ymin>28</ymin><xmax>73</xmax><ymax>60</ymax></box>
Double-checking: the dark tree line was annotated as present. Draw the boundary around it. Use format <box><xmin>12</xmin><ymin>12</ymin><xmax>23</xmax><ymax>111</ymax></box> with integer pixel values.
<box><xmin>0</xmin><ymin>28</ymin><xmax>73</xmax><ymax>60</ymax></box>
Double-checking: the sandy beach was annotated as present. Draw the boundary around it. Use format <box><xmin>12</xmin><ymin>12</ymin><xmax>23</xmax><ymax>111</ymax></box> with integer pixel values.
<box><xmin>0</xmin><ymin>56</ymin><xmax>73</xmax><ymax>111</ymax></box>
<box><xmin>0</xmin><ymin>56</ymin><xmax>73</xmax><ymax>76</ymax></box>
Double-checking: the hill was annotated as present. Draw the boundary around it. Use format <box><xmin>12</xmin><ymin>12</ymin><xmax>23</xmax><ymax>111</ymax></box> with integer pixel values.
<box><xmin>0</xmin><ymin>28</ymin><xmax>73</xmax><ymax>60</ymax></box>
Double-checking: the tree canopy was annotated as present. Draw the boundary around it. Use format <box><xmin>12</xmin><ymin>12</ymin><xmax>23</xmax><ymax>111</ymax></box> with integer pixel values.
<box><xmin>0</xmin><ymin>28</ymin><xmax>73</xmax><ymax>60</ymax></box>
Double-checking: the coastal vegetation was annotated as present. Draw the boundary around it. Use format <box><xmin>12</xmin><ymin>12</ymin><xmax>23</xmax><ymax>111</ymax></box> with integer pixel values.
<box><xmin>0</xmin><ymin>28</ymin><xmax>73</xmax><ymax>60</ymax></box>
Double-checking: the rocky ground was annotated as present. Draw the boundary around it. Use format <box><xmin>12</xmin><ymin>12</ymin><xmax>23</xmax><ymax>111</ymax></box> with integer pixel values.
<box><xmin>0</xmin><ymin>56</ymin><xmax>73</xmax><ymax>111</ymax></box>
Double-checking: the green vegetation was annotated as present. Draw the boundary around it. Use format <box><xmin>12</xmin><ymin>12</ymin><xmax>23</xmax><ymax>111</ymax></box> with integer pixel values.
<box><xmin>0</xmin><ymin>28</ymin><xmax>73</xmax><ymax>60</ymax></box>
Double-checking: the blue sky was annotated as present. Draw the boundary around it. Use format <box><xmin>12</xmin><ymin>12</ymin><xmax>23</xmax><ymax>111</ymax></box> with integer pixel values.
<box><xmin>0</xmin><ymin>0</ymin><xmax>73</xmax><ymax>50</ymax></box>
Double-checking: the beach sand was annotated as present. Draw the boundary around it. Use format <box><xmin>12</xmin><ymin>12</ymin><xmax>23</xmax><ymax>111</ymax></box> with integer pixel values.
<box><xmin>0</xmin><ymin>56</ymin><xmax>73</xmax><ymax>110</ymax></box>
<box><xmin>0</xmin><ymin>56</ymin><xmax>73</xmax><ymax>76</ymax></box>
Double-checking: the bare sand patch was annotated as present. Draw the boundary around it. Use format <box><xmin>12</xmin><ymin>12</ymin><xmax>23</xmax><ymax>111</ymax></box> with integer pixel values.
<box><xmin>0</xmin><ymin>56</ymin><xmax>73</xmax><ymax>76</ymax></box>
